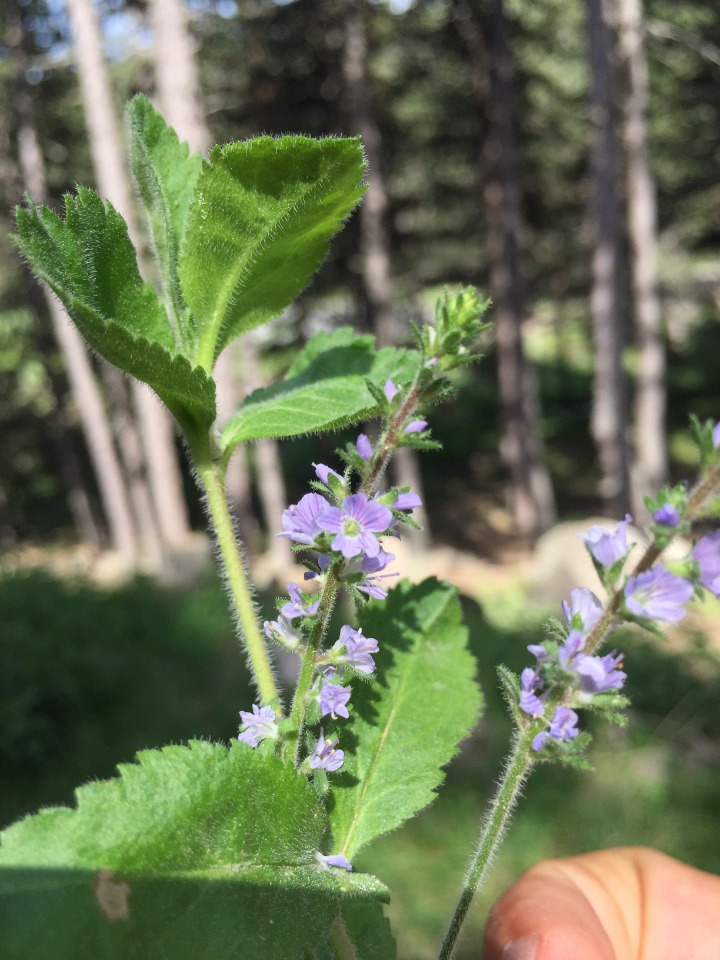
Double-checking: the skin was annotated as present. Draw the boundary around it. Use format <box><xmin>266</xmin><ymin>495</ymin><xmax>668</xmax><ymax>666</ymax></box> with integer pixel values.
<box><xmin>483</xmin><ymin>847</ymin><xmax>720</xmax><ymax>960</ymax></box>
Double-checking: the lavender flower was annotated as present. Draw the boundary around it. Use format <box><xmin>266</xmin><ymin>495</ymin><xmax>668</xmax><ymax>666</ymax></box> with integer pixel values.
<box><xmin>356</xmin><ymin>434</ymin><xmax>372</xmax><ymax>461</ymax></box>
<box><xmin>395</xmin><ymin>492</ymin><xmax>422</xmax><ymax>511</ymax></box>
<box><xmin>316</xmin><ymin>852</ymin><xmax>352</xmax><ymax>871</ymax></box>
<box><xmin>279</xmin><ymin>492</ymin><xmax>328</xmax><ymax>545</ymax></box>
<box><xmin>313</xmin><ymin>463</ymin><xmax>343</xmax><ymax>486</ymax></box>
<box><xmin>332</xmin><ymin>625</ymin><xmax>379</xmax><ymax>675</ymax></box>
<box><xmin>532</xmin><ymin>706</ymin><xmax>580</xmax><ymax>752</ymax></box>
<box><xmin>713</xmin><ymin>422</ymin><xmax>720</xmax><ymax>449</ymax></box>
<box><xmin>263</xmin><ymin>614</ymin><xmax>302</xmax><ymax>649</ymax></box>
<box><xmin>561</xmin><ymin>588</ymin><xmax>603</xmax><ymax>635</ymax></box>
<box><xmin>580</xmin><ymin>514</ymin><xmax>632</xmax><ymax>567</ymax></box>
<box><xmin>351</xmin><ymin>549</ymin><xmax>396</xmax><ymax>599</ymax></box>
<box><xmin>404</xmin><ymin>419</ymin><xmax>428</xmax><ymax>434</ymax></box>
<box><xmin>281</xmin><ymin>582</ymin><xmax>320</xmax><ymax>620</ymax></box>
<box><xmin>527</xmin><ymin>643</ymin><xmax>551</xmax><ymax>663</ymax></box>
<box><xmin>557</xmin><ymin>629</ymin><xmax>584</xmax><ymax>668</ymax></box>
<box><xmin>653</xmin><ymin>503</ymin><xmax>680</xmax><ymax>527</ymax></box>
<box><xmin>692</xmin><ymin>531</ymin><xmax>720</xmax><ymax>596</ymax></box>
<box><xmin>519</xmin><ymin>668</ymin><xmax>546</xmax><ymax>718</ymax></box>
<box><xmin>318</xmin><ymin>493</ymin><xmax>393</xmax><ymax>559</ymax></box>
<box><xmin>308</xmin><ymin>732</ymin><xmax>344</xmax><ymax>772</ymax></box>
<box><xmin>624</xmin><ymin>566</ymin><xmax>694</xmax><ymax>623</ymax></box>
<box><xmin>384</xmin><ymin>379</ymin><xmax>398</xmax><ymax>402</ymax></box>
<box><xmin>573</xmin><ymin>651</ymin><xmax>626</xmax><ymax>697</ymax></box>
<box><xmin>319</xmin><ymin>681</ymin><xmax>352</xmax><ymax>719</ymax></box>
<box><xmin>238</xmin><ymin>704</ymin><xmax>278</xmax><ymax>747</ymax></box>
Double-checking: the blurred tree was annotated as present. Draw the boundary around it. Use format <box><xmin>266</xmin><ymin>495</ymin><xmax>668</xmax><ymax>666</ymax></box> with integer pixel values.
<box><xmin>585</xmin><ymin>0</ymin><xmax>632</xmax><ymax>517</ymax></box>
<box><xmin>455</xmin><ymin>0</ymin><xmax>556</xmax><ymax>538</ymax></box>
<box><xmin>66</xmin><ymin>0</ymin><xmax>192</xmax><ymax>559</ymax></box>
<box><xmin>619</xmin><ymin>0</ymin><xmax>666</xmax><ymax>513</ymax></box>
<box><xmin>8</xmin><ymin>0</ymin><xmax>139</xmax><ymax>563</ymax></box>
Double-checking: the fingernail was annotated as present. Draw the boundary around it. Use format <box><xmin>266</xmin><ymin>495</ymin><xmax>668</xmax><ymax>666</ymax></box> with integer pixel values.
<box><xmin>502</xmin><ymin>934</ymin><xmax>538</xmax><ymax>960</ymax></box>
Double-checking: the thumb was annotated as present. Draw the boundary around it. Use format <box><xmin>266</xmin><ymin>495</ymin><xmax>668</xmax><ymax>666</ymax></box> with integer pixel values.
<box><xmin>483</xmin><ymin>847</ymin><xmax>720</xmax><ymax>960</ymax></box>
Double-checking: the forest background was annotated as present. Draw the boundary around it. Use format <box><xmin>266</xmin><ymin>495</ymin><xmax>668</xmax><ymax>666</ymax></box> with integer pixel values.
<box><xmin>1</xmin><ymin>1</ymin><xmax>719</xmax><ymax>957</ymax></box>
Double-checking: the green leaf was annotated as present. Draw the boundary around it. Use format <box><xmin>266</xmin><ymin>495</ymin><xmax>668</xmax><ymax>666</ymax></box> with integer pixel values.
<box><xmin>328</xmin><ymin>579</ymin><xmax>482</xmax><ymax>861</ymax></box>
<box><xmin>0</xmin><ymin>741</ymin><xmax>387</xmax><ymax>960</ymax></box>
<box><xmin>177</xmin><ymin>137</ymin><xmax>366</xmax><ymax>370</ymax></box>
<box><xmin>127</xmin><ymin>94</ymin><xmax>203</xmax><ymax>351</ymax></box>
<box><xmin>219</xmin><ymin>328</ymin><xmax>420</xmax><ymax>453</ymax></box>
<box><xmin>14</xmin><ymin>195</ymin><xmax>215</xmax><ymax>436</ymax></box>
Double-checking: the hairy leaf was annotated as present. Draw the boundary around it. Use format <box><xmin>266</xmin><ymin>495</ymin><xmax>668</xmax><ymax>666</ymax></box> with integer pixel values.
<box><xmin>127</xmin><ymin>94</ymin><xmax>203</xmax><ymax>350</ymax></box>
<box><xmin>328</xmin><ymin>579</ymin><xmax>482</xmax><ymax>861</ymax></box>
<box><xmin>14</xmin><ymin>196</ymin><xmax>215</xmax><ymax>435</ymax></box>
<box><xmin>220</xmin><ymin>328</ymin><xmax>420</xmax><ymax>451</ymax></box>
<box><xmin>0</xmin><ymin>741</ymin><xmax>387</xmax><ymax>959</ymax></box>
<box><xmin>177</xmin><ymin>137</ymin><xmax>366</xmax><ymax>370</ymax></box>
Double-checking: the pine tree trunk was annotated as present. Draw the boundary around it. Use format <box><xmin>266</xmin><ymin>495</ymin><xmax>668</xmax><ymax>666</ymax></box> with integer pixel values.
<box><xmin>66</xmin><ymin>0</ymin><xmax>192</xmax><ymax>552</ymax></box>
<box><xmin>616</xmin><ymin>0</ymin><xmax>666</xmax><ymax>511</ymax></box>
<box><xmin>9</xmin><ymin>8</ymin><xmax>139</xmax><ymax>565</ymax></box>
<box><xmin>456</xmin><ymin>0</ymin><xmax>556</xmax><ymax>538</ymax></box>
<box><xmin>343</xmin><ymin>0</ymin><xmax>429</xmax><ymax>545</ymax></box>
<box><xmin>585</xmin><ymin>0</ymin><xmax>633</xmax><ymax>517</ymax></box>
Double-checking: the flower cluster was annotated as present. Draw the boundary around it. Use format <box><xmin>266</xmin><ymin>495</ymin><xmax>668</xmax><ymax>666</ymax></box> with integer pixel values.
<box><xmin>238</xmin><ymin>380</ymin><xmax>425</xmax><ymax>789</ymax></box>
<box><xmin>520</xmin><ymin>503</ymin><xmax>720</xmax><ymax>755</ymax></box>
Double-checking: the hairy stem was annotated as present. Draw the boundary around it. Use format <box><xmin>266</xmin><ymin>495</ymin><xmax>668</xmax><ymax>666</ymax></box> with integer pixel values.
<box><xmin>438</xmin><ymin>731</ymin><xmax>534</xmax><ymax>960</ymax></box>
<box><xmin>197</xmin><ymin>460</ymin><xmax>279</xmax><ymax>706</ymax></box>
<box><xmin>283</xmin><ymin>563</ymin><xmax>342</xmax><ymax>765</ymax></box>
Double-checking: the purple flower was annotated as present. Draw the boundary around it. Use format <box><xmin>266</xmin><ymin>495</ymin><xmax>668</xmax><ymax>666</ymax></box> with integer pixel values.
<box><xmin>561</xmin><ymin>588</ymin><xmax>603</xmax><ymax>635</ymax></box>
<box><xmin>281</xmin><ymin>582</ymin><xmax>320</xmax><ymax>620</ymax></box>
<box><xmin>319</xmin><ymin>681</ymin><xmax>352</xmax><ymax>719</ymax></box>
<box><xmin>316</xmin><ymin>852</ymin><xmax>352</xmax><ymax>871</ymax></box>
<box><xmin>344</xmin><ymin>548</ymin><xmax>396</xmax><ymax>599</ymax></box>
<box><xmin>713</xmin><ymin>422</ymin><xmax>720</xmax><ymax>449</ymax></box>
<box><xmin>279</xmin><ymin>492</ymin><xmax>328</xmax><ymax>545</ymax></box>
<box><xmin>309</xmin><ymin>732</ymin><xmax>344</xmax><ymax>772</ymax></box>
<box><xmin>573</xmin><ymin>651</ymin><xmax>626</xmax><ymax>697</ymax></box>
<box><xmin>519</xmin><ymin>668</ymin><xmax>546</xmax><ymax>718</ymax></box>
<box><xmin>313</xmin><ymin>462</ymin><xmax>343</xmax><ymax>486</ymax></box>
<box><xmin>527</xmin><ymin>643</ymin><xmax>551</xmax><ymax>663</ymax></box>
<box><xmin>238</xmin><ymin>704</ymin><xmax>278</xmax><ymax>748</ymax></box>
<box><xmin>558</xmin><ymin>630</ymin><xmax>584</xmax><ymax>669</ymax></box>
<box><xmin>532</xmin><ymin>706</ymin><xmax>580</xmax><ymax>752</ymax></box>
<box><xmin>263</xmin><ymin>614</ymin><xmax>302</xmax><ymax>649</ymax></box>
<box><xmin>624</xmin><ymin>566</ymin><xmax>694</xmax><ymax>623</ymax></box>
<box><xmin>580</xmin><ymin>514</ymin><xmax>632</xmax><ymax>567</ymax></box>
<box><xmin>692</xmin><ymin>531</ymin><xmax>720</xmax><ymax>596</ymax></box>
<box><xmin>332</xmin><ymin>625</ymin><xmax>379</xmax><ymax>675</ymax></box>
<box><xmin>403</xmin><ymin>419</ymin><xmax>428</xmax><ymax>435</ymax></box>
<box><xmin>318</xmin><ymin>493</ymin><xmax>393</xmax><ymax>559</ymax></box>
<box><xmin>395</xmin><ymin>492</ymin><xmax>422</xmax><ymax>511</ymax></box>
<box><xmin>653</xmin><ymin>503</ymin><xmax>680</xmax><ymax>527</ymax></box>
<box><xmin>356</xmin><ymin>434</ymin><xmax>372</xmax><ymax>461</ymax></box>
<box><xmin>384</xmin><ymin>379</ymin><xmax>398</xmax><ymax>402</ymax></box>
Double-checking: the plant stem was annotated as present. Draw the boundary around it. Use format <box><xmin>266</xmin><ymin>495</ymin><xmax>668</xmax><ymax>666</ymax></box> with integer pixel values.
<box><xmin>197</xmin><ymin>460</ymin><xmax>279</xmax><ymax>706</ymax></box>
<box><xmin>282</xmin><ymin>563</ymin><xmax>342</xmax><ymax>764</ymax></box>
<box><xmin>438</xmin><ymin>731</ymin><xmax>534</xmax><ymax>960</ymax></box>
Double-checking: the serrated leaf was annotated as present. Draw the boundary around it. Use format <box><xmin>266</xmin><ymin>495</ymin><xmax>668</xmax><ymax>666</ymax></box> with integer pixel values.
<box><xmin>328</xmin><ymin>579</ymin><xmax>482</xmax><ymax>861</ymax></box>
<box><xmin>127</xmin><ymin>94</ymin><xmax>203</xmax><ymax>350</ymax></box>
<box><xmin>177</xmin><ymin>137</ymin><xmax>367</xmax><ymax>370</ymax></box>
<box><xmin>0</xmin><ymin>742</ymin><xmax>387</xmax><ymax>960</ymax></box>
<box><xmin>220</xmin><ymin>328</ymin><xmax>420</xmax><ymax>453</ymax></box>
<box><xmin>14</xmin><ymin>196</ymin><xmax>215</xmax><ymax>435</ymax></box>
<box><xmin>220</xmin><ymin>328</ymin><xmax>419</xmax><ymax>459</ymax></box>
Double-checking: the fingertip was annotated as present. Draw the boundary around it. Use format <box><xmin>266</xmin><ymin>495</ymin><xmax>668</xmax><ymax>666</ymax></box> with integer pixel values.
<box><xmin>483</xmin><ymin>863</ymin><xmax>615</xmax><ymax>960</ymax></box>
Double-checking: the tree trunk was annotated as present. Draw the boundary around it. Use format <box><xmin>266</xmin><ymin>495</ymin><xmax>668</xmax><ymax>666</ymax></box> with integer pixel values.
<box><xmin>343</xmin><ymin>0</ymin><xmax>429</xmax><ymax>545</ymax></box>
<box><xmin>456</xmin><ymin>0</ymin><xmax>556</xmax><ymax>538</ymax></box>
<box><xmin>9</xmin><ymin>8</ymin><xmax>139</xmax><ymax>565</ymax></box>
<box><xmin>585</xmin><ymin>0</ymin><xmax>633</xmax><ymax>517</ymax></box>
<box><xmin>616</xmin><ymin>0</ymin><xmax>666</xmax><ymax>511</ymax></box>
<box><xmin>66</xmin><ymin>0</ymin><xmax>192</xmax><ymax>551</ymax></box>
